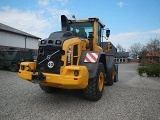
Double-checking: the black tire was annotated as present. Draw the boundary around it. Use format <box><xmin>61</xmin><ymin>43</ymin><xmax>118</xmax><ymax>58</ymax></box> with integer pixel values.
<box><xmin>114</xmin><ymin>64</ymin><xmax>118</xmax><ymax>82</ymax></box>
<box><xmin>10</xmin><ymin>63</ymin><xmax>19</xmax><ymax>72</ymax></box>
<box><xmin>105</xmin><ymin>67</ymin><xmax>115</xmax><ymax>86</ymax></box>
<box><xmin>83</xmin><ymin>62</ymin><xmax>105</xmax><ymax>101</ymax></box>
<box><xmin>39</xmin><ymin>84</ymin><xmax>59</xmax><ymax>93</ymax></box>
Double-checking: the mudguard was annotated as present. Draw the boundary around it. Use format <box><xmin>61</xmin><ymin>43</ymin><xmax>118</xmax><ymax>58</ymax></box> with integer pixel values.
<box><xmin>106</xmin><ymin>57</ymin><xmax>115</xmax><ymax>71</ymax></box>
<box><xmin>106</xmin><ymin>57</ymin><xmax>118</xmax><ymax>72</ymax></box>
<box><xmin>79</xmin><ymin>51</ymin><xmax>106</xmax><ymax>79</ymax></box>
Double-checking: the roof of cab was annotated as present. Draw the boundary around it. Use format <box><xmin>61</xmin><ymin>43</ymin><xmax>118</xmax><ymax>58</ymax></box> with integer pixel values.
<box><xmin>69</xmin><ymin>17</ymin><xmax>105</xmax><ymax>28</ymax></box>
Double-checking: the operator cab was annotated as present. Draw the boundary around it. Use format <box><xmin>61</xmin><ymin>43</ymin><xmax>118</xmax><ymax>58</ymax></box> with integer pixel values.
<box><xmin>69</xmin><ymin>21</ymin><xmax>93</xmax><ymax>39</ymax></box>
<box><xmin>69</xmin><ymin>17</ymin><xmax>110</xmax><ymax>51</ymax></box>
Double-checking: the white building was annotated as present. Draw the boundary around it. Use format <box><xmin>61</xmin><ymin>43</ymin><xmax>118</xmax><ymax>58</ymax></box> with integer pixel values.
<box><xmin>0</xmin><ymin>23</ymin><xmax>41</xmax><ymax>50</ymax></box>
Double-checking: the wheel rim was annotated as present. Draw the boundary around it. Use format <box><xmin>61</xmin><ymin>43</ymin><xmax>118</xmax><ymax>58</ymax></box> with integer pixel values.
<box><xmin>11</xmin><ymin>64</ymin><xmax>18</xmax><ymax>72</ymax></box>
<box><xmin>112</xmin><ymin>68</ymin><xmax>115</xmax><ymax>81</ymax></box>
<box><xmin>98</xmin><ymin>72</ymin><xmax>104</xmax><ymax>91</ymax></box>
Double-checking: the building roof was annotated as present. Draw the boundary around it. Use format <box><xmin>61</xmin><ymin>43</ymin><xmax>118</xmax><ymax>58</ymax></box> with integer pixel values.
<box><xmin>0</xmin><ymin>23</ymin><xmax>41</xmax><ymax>39</ymax></box>
<box><xmin>146</xmin><ymin>51</ymin><xmax>160</xmax><ymax>57</ymax></box>
<box><xmin>116</xmin><ymin>52</ymin><xmax>129</xmax><ymax>57</ymax></box>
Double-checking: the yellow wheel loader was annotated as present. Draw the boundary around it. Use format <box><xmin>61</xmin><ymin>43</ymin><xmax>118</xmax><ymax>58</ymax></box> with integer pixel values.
<box><xmin>18</xmin><ymin>15</ymin><xmax>118</xmax><ymax>101</ymax></box>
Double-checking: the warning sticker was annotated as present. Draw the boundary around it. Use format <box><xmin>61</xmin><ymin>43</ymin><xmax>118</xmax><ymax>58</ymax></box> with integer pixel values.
<box><xmin>84</xmin><ymin>53</ymin><xmax>99</xmax><ymax>63</ymax></box>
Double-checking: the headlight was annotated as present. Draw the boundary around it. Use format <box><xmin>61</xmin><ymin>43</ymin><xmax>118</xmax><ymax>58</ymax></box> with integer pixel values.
<box><xmin>21</xmin><ymin>65</ymin><xmax>25</xmax><ymax>70</ymax></box>
<box><xmin>56</xmin><ymin>40</ymin><xmax>61</xmax><ymax>45</ymax></box>
<box><xmin>41</xmin><ymin>40</ymin><xmax>46</xmax><ymax>44</ymax></box>
<box><xmin>74</xmin><ymin>70</ymin><xmax>79</xmax><ymax>76</ymax></box>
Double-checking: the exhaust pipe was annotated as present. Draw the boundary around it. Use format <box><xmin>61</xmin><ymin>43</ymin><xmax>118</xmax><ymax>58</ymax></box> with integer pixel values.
<box><xmin>61</xmin><ymin>15</ymin><xmax>70</xmax><ymax>32</ymax></box>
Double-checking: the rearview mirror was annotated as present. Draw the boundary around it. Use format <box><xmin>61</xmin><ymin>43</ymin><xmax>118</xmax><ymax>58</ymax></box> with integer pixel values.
<box><xmin>106</xmin><ymin>29</ymin><xmax>110</xmax><ymax>38</ymax></box>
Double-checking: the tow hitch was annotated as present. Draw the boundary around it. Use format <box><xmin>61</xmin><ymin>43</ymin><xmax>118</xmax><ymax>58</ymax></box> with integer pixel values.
<box><xmin>31</xmin><ymin>71</ymin><xmax>46</xmax><ymax>84</ymax></box>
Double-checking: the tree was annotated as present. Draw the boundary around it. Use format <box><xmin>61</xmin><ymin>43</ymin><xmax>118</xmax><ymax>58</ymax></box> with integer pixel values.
<box><xmin>146</xmin><ymin>38</ymin><xmax>160</xmax><ymax>53</ymax></box>
<box><xmin>116</xmin><ymin>44</ymin><xmax>126</xmax><ymax>52</ymax></box>
<box><xmin>139</xmin><ymin>46</ymin><xmax>148</xmax><ymax>59</ymax></box>
<box><xmin>129</xmin><ymin>43</ymin><xmax>143</xmax><ymax>59</ymax></box>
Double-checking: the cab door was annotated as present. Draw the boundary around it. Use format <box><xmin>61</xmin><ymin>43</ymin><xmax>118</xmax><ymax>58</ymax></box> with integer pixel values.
<box><xmin>0</xmin><ymin>52</ymin><xmax>5</xmax><ymax>67</ymax></box>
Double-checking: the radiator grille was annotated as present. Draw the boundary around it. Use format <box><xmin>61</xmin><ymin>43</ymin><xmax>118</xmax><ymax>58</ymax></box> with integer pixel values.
<box><xmin>36</xmin><ymin>46</ymin><xmax>64</xmax><ymax>74</ymax></box>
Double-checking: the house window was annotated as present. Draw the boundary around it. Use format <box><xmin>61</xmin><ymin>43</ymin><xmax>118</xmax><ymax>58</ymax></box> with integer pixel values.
<box><xmin>149</xmin><ymin>57</ymin><xmax>153</xmax><ymax>61</ymax></box>
<box><xmin>122</xmin><ymin>57</ymin><xmax>125</xmax><ymax>62</ymax></box>
<box><xmin>115</xmin><ymin>57</ymin><xmax>119</xmax><ymax>63</ymax></box>
<box><xmin>120</xmin><ymin>58</ymin><xmax>122</xmax><ymax>62</ymax></box>
<box><xmin>114</xmin><ymin>58</ymin><xmax>117</xmax><ymax>62</ymax></box>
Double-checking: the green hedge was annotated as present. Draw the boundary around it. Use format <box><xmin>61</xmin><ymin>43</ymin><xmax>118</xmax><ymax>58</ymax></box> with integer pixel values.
<box><xmin>138</xmin><ymin>63</ymin><xmax>160</xmax><ymax>77</ymax></box>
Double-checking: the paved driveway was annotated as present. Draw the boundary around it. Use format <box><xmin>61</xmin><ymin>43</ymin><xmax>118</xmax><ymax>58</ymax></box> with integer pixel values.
<box><xmin>0</xmin><ymin>63</ymin><xmax>160</xmax><ymax>120</ymax></box>
<box><xmin>118</xmin><ymin>63</ymin><xmax>160</xmax><ymax>89</ymax></box>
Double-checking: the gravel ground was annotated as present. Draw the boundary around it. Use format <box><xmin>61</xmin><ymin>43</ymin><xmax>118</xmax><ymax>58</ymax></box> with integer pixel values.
<box><xmin>0</xmin><ymin>63</ymin><xmax>160</xmax><ymax>120</ymax></box>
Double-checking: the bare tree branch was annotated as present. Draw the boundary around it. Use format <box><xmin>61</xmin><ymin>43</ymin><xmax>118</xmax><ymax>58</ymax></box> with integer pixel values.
<box><xmin>116</xmin><ymin>44</ymin><xmax>126</xmax><ymax>52</ymax></box>
<box><xmin>129</xmin><ymin>43</ymin><xmax>143</xmax><ymax>59</ymax></box>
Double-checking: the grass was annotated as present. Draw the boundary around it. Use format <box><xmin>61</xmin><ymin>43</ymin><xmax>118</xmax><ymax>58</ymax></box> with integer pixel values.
<box><xmin>138</xmin><ymin>63</ymin><xmax>160</xmax><ymax>77</ymax></box>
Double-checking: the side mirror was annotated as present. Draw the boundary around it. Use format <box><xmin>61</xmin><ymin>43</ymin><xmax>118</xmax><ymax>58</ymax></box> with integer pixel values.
<box><xmin>106</xmin><ymin>29</ymin><xmax>110</xmax><ymax>38</ymax></box>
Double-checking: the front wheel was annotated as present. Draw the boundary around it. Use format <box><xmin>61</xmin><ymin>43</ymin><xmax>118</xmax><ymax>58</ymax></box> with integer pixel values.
<box><xmin>105</xmin><ymin>67</ymin><xmax>115</xmax><ymax>86</ymax></box>
<box><xmin>39</xmin><ymin>84</ymin><xmax>59</xmax><ymax>93</ymax></box>
<box><xmin>83</xmin><ymin>62</ymin><xmax>105</xmax><ymax>101</ymax></box>
<box><xmin>10</xmin><ymin>63</ymin><xmax>19</xmax><ymax>72</ymax></box>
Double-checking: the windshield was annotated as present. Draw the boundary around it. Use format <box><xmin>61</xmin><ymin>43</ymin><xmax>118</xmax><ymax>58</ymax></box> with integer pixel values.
<box><xmin>70</xmin><ymin>22</ymin><xmax>93</xmax><ymax>38</ymax></box>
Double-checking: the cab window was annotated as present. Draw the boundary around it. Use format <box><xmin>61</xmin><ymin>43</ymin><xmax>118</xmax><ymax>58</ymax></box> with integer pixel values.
<box><xmin>97</xmin><ymin>23</ymin><xmax>102</xmax><ymax>45</ymax></box>
<box><xmin>70</xmin><ymin>22</ymin><xmax>93</xmax><ymax>38</ymax></box>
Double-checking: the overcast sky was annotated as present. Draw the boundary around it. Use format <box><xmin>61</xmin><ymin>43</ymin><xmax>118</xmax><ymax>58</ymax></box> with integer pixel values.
<box><xmin>0</xmin><ymin>0</ymin><xmax>160</xmax><ymax>51</ymax></box>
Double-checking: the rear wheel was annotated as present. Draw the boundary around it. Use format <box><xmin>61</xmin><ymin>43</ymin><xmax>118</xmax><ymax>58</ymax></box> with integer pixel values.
<box><xmin>10</xmin><ymin>63</ymin><xmax>19</xmax><ymax>72</ymax></box>
<box><xmin>83</xmin><ymin>62</ymin><xmax>105</xmax><ymax>101</ymax></box>
<box><xmin>114</xmin><ymin>65</ymin><xmax>118</xmax><ymax>82</ymax></box>
<box><xmin>39</xmin><ymin>84</ymin><xmax>59</xmax><ymax>93</ymax></box>
<box><xmin>105</xmin><ymin>67</ymin><xmax>115</xmax><ymax>86</ymax></box>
